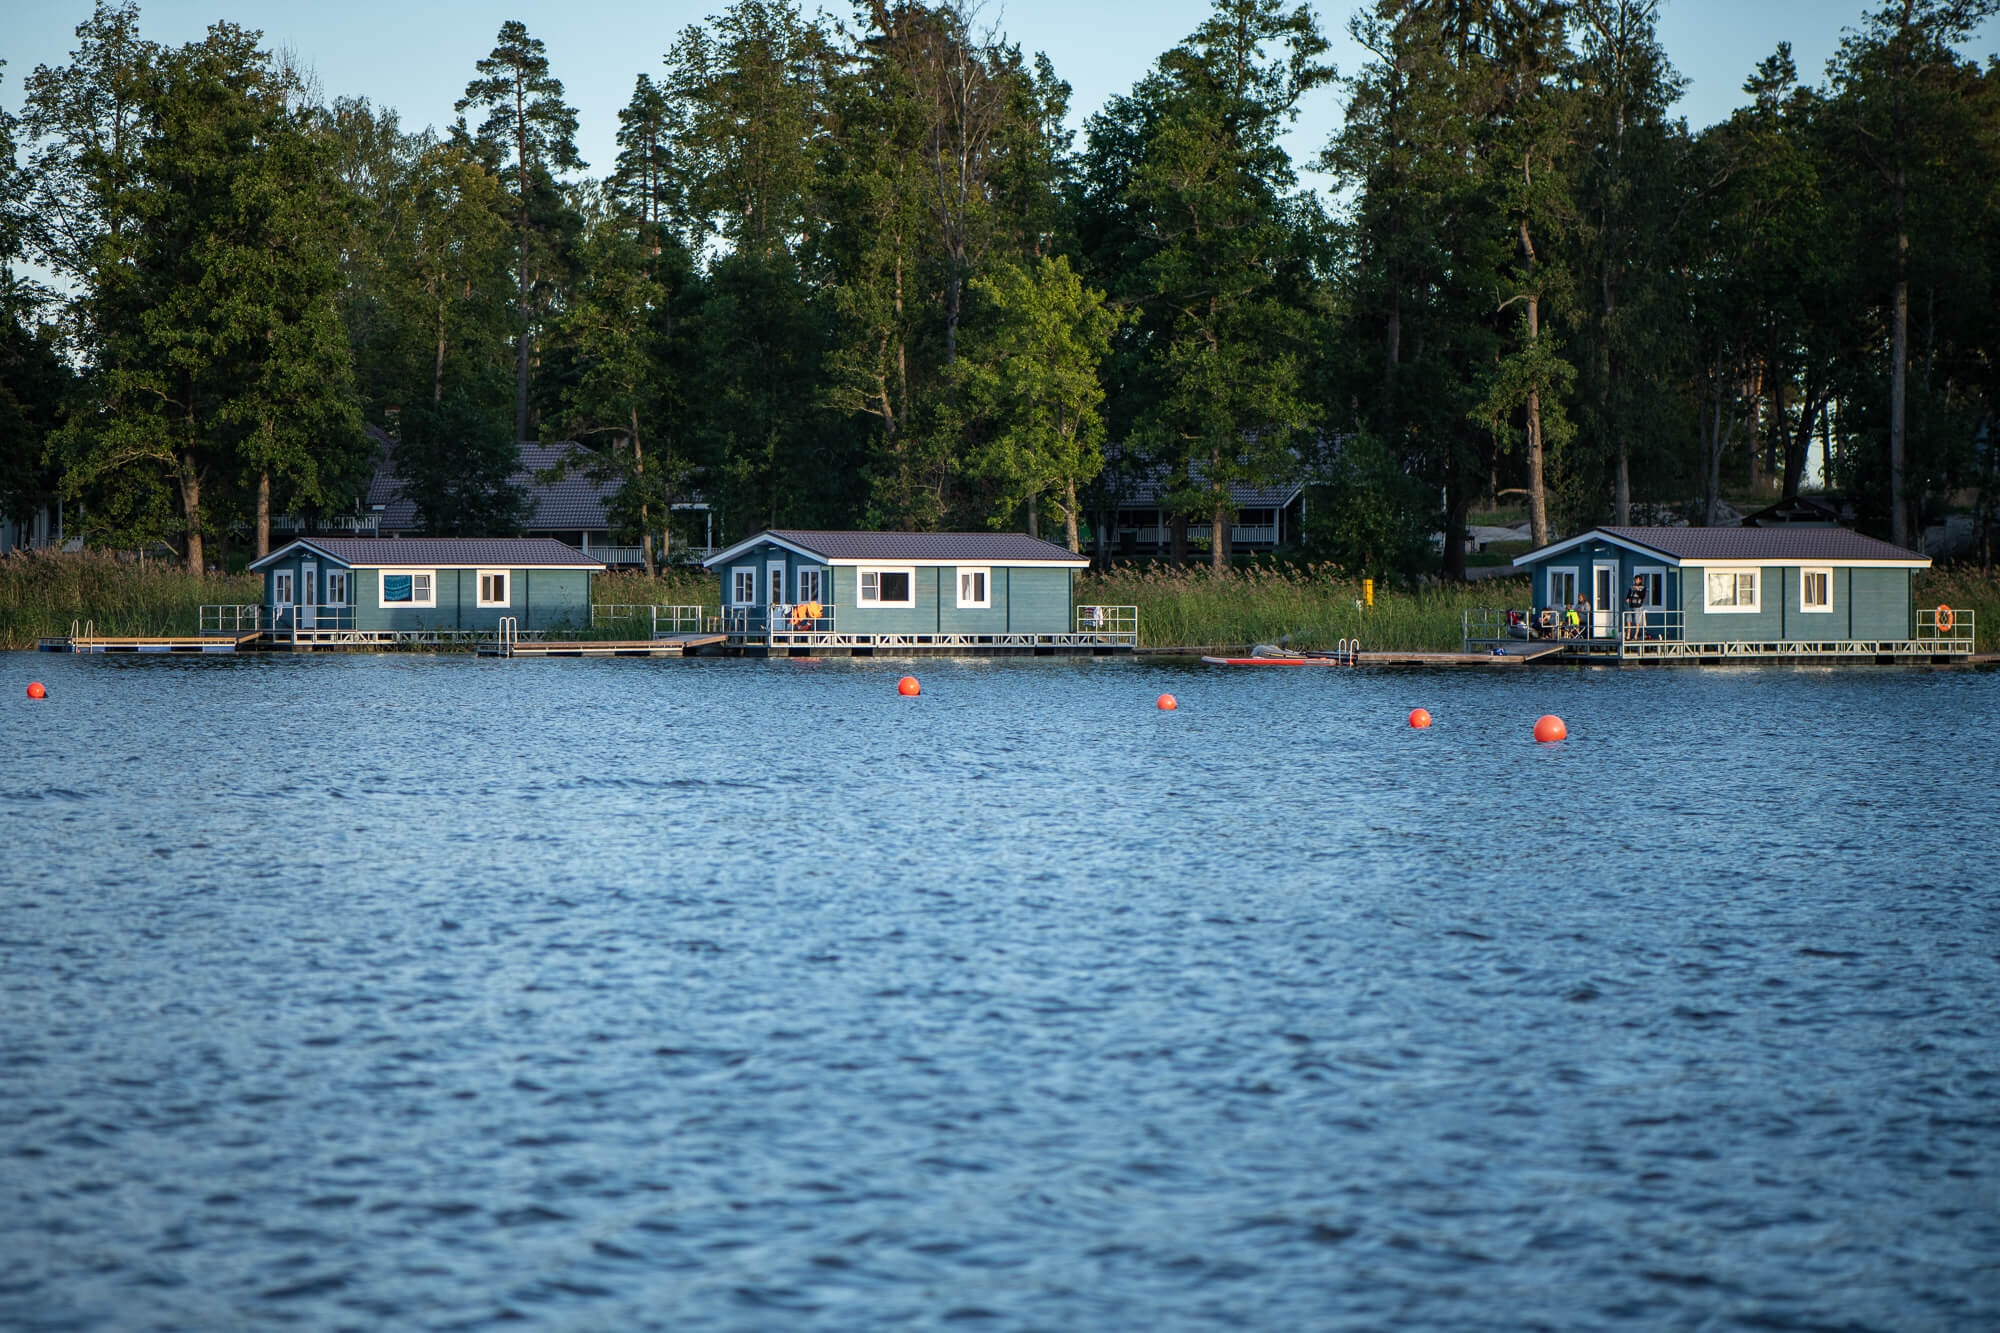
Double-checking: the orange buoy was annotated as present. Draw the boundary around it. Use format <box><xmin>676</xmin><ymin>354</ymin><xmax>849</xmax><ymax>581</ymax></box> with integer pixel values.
<box><xmin>1533</xmin><ymin>714</ymin><xmax>1566</xmax><ymax>743</ymax></box>
<box><xmin>27</xmin><ymin>682</ymin><xmax>46</xmax><ymax>700</ymax></box>
<box><xmin>1408</xmin><ymin>708</ymin><xmax>1430</xmax><ymax>728</ymax></box>
<box><xmin>1937</xmin><ymin>605</ymin><xmax>1954</xmax><ymax>632</ymax></box>
<box><xmin>1157</xmin><ymin>693</ymin><xmax>1177</xmax><ymax>711</ymax></box>
<box><xmin>897</xmin><ymin>675</ymin><xmax>921</xmax><ymax>696</ymax></box>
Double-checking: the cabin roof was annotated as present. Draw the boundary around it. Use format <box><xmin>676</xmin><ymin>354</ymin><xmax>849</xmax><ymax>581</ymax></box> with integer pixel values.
<box><xmin>249</xmin><ymin>537</ymin><xmax>603</xmax><ymax>571</ymax></box>
<box><xmin>1515</xmin><ymin>525</ymin><xmax>1929</xmax><ymax>568</ymax></box>
<box><xmin>703</xmin><ymin>529</ymin><xmax>1091</xmax><ymax>568</ymax></box>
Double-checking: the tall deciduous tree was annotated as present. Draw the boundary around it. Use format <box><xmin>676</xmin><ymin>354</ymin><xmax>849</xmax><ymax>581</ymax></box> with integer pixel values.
<box><xmin>951</xmin><ymin>255</ymin><xmax>1118</xmax><ymax>550</ymax></box>
<box><xmin>50</xmin><ymin>23</ymin><xmax>363</xmax><ymax>572</ymax></box>
<box><xmin>1086</xmin><ymin>0</ymin><xmax>1332</xmax><ymax>571</ymax></box>
<box><xmin>456</xmin><ymin>21</ymin><xmax>583</xmax><ymax>447</ymax></box>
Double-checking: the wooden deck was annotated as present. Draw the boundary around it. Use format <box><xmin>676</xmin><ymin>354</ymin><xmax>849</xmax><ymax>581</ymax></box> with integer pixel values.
<box><xmin>479</xmin><ymin>633</ymin><xmax>726</xmax><ymax>658</ymax></box>
<box><xmin>40</xmin><ymin>632</ymin><xmax>260</xmax><ymax>654</ymax></box>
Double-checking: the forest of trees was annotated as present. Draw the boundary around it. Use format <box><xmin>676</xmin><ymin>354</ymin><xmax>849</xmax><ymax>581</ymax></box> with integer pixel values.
<box><xmin>1</xmin><ymin>0</ymin><xmax>1996</xmax><ymax>577</ymax></box>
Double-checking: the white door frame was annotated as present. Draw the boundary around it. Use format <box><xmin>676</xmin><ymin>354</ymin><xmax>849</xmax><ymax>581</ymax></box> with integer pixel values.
<box><xmin>1591</xmin><ymin>561</ymin><xmax>1618</xmax><ymax>638</ymax></box>
<box><xmin>300</xmin><ymin>561</ymin><xmax>318</xmax><ymax>629</ymax></box>
<box><xmin>766</xmin><ymin>559</ymin><xmax>787</xmax><ymax>606</ymax></box>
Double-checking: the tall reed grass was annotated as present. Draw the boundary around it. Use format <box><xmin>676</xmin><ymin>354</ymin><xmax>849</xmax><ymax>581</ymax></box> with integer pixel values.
<box><xmin>1079</xmin><ymin>564</ymin><xmax>1529</xmax><ymax>652</ymax></box>
<box><xmin>1915</xmin><ymin>568</ymin><xmax>2000</xmax><ymax>654</ymax></box>
<box><xmin>0</xmin><ymin>550</ymin><xmax>260</xmax><ymax>649</ymax></box>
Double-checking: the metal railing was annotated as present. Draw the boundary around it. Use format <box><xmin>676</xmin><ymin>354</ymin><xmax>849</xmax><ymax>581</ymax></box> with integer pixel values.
<box><xmin>1464</xmin><ymin>606</ymin><xmax>1608</xmax><ymax>644</ymax></box>
<box><xmin>266</xmin><ymin>603</ymin><xmax>357</xmax><ymax>632</ymax></box>
<box><xmin>1915</xmin><ymin>605</ymin><xmax>1974</xmax><ymax>649</ymax></box>
<box><xmin>496</xmin><ymin>616</ymin><xmax>518</xmax><ymax>657</ymax></box>
<box><xmin>1076</xmin><ymin>604</ymin><xmax>1139</xmax><ymax>644</ymax></box>
<box><xmin>590</xmin><ymin>603</ymin><xmax>707</xmax><ymax>637</ymax></box>
<box><xmin>201</xmin><ymin>604</ymin><xmax>262</xmax><ymax>634</ymax></box>
<box><xmin>721</xmin><ymin>604</ymin><xmax>836</xmax><ymax>636</ymax></box>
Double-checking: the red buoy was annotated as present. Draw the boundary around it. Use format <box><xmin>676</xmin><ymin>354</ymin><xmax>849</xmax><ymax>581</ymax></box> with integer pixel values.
<box><xmin>897</xmin><ymin>675</ymin><xmax>921</xmax><ymax>696</ymax></box>
<box><xmin>1533</xmin><ymin>714</ymin><xmax>1566</xmax><ymax>743</ymax></box>
<box><xmin>26</xmin><ymin>682</ymin><xmax>46</xmax><ymax>700</ymax></box>
<box><xmin>1408</xmin><ymin>708</ymin><xmax>1431</xmax><ymax>728</ymax></box>
<box><xmin>1157</xmin><ymin>693</ymin><xmax>1177</xmax><ymax>711</ymax></box>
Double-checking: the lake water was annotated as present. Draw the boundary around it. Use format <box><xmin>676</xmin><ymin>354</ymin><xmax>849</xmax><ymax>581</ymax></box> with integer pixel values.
<box><xmin>3</xmin><ymin>651</ymin><xmax>1997</xmax><ymax>1330</ymax></box>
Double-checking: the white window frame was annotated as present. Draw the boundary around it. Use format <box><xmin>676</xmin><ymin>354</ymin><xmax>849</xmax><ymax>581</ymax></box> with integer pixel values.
<box><xmin>956</xmin><ymin>566</ymin><xmax>990</xmax><ymax>609</ymax></box>
<box><xmin>325</xmin><ymin>570</ymin><xmax>349</xmax><ymax>607</ymax></box>
<box><xmin>476</xmin><ymin>570</ymin><xmax>511</xmax><ymax>608</ymax></box>
<box><xmin>1634</xmin><ymin>565</ymin><xmax>1666</xmax><ymax>610</ymax></box>
<box><xmin>730</xmin><ymin>567</ymin><xmax>757</xmax><ymax>607</ymax></box>
<box><xmin>380</xmin><ymin>569</ymin><xmax>436</xmax><ymax>609</ymax></box>
<box><xmin>1799</xmin><ymin>566</ymin><xmax>1832</xmax><ymax>613</ymax></box>
<box><xmin>797</xmin><ymin>566</ymin><xmax>826</xmax><ymax>605</ymax></box>
<box><xmin>272</xmin><ymin>570</ymin><xmax>294</xmax><ymax>605</ymax></box>
<box><xmin>859</xmin><ymin>566</ymin><xmax>916</xmax><ymax>608</ymax></box>
<box><xmin>1702</xmin><ymin>566</ymin><xmax>1760</xmax><ymax>614</ymax></box>
<box><xmin>1546</xmin><ymin>566</ymin><xmax>1578</xmax><ymax>609</ymax></box>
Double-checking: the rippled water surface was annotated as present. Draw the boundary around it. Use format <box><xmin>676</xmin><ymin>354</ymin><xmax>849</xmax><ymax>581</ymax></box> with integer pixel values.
<box><xmin>3</xmin><ymin>651</ymin><xmax>1998</xmax><ymax>1330</ymax></box>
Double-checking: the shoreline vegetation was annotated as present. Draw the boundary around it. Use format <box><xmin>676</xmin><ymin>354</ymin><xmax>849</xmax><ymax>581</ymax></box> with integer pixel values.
<box><xmin>5</xmin><ymin>549</ymin><xmax>1998</xmax><ymax>656</ymax></box>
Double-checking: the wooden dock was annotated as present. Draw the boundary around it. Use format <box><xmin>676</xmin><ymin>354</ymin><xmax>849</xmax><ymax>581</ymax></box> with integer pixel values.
<box><xmin>39</xmin><ymin>632</ymin><xmax>261</xmax><ymax>654</ymax></box>
<box><xmin>478</xmin><ymin>633</ymin><xmax>726</xmax><ymax>658</ymax></box>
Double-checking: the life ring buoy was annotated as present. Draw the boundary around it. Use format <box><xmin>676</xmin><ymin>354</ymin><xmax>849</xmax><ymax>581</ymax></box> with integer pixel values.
<box><xmin>1936</xmin><ymin>605</ymin><xmax>1954</xmax><ymax>632</ymax></box>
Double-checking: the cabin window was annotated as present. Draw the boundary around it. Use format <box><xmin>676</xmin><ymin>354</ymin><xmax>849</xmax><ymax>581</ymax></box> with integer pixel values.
<box><xmin>1633</xmin><ymin>567</ymin><xmax>1665</xmax><ymax>609</ymax></box>
<box><xmin>325</xmin><ymin>571</ymin><xmax>349</xmax><ymax>606</ymax></box>
<box><xmin>1704</xmin><ymin>569</ymin><xmax>1759</xmax><ymax>612</ymax></box>
<box><xmin>859</xmin><ymin>567</ymin><xmax>915</xmax><ymax>607</ymax></box>
<box><xmin>1800</xmin><ymin>568</ymin><xmax>1832</xmax><ymax>613</ymax></box>
<box><xmin>730</xmin><ymin>567</ymin><xmax>756</xmax><ymax>606</ymax></box>
<box><xmin>272</xmin><ymin>570</ymin><xmax>295</xmax><ymax>605</ymax></box>
<box><xmin>476</xmin><ymin>570</ymin><xmax>510</xmax><ymax>607</ymax></box>
<box><xmin>1547</xmin><ymin>567</ymin><xmax>1577</xmax><ymax>609</ymax></box>
<box><xmin>797</xmin><ymin>567</ymin><xmax>825</xmax><ymax>605</ymax></box>
<box><xmin>382</xmin><ymin>571</ymin><xmax>436</xmax><ymax>608</ymax></box>
<box><xmin>956</xmin><ymin>567</ymin><xmax>990</xmax><ymax>609</ymax></box>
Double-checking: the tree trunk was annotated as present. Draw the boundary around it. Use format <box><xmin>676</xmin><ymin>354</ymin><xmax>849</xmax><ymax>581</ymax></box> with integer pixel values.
<box><xmin>1210</xmin><ymin>494</ymin><xmax>1231</xmax><ymax>573</ymax></box>
<box><xmin>1169</xmin><ymin>512</ymin><xmax>1187</xmax><ymax>569</ymax></box>
<box><xmin>514</xmin><ymin>208</ymin><xmax>532</xmax><ymax>446</ymax></box>
<box><xmin>255</xmin><ymin>470</ymin><xmax>271</xmax><ymax>559</ymax></box>
<box><xmin>179</xmin><ymin>460</ymin><xmax>203</xmax><ymax>577</ymax></box>
<box><xmin>1443</xmin><ymin>451</ymin><xmax>1468</xmax><ymax>582</ymax></box>
<box><xmin>1026</xmin><ymin>492</ymin><xmax>1038</xmax><ymax>540</ymax></box>
<box><xmin>1519</xmin><ymin>212</ymin><xmax>1549</xmax><ymax>549</ymax></box>
<box><xmin>1781</xmin><ymin>394</ymin><xmax>1822</xmax><ymax>501</ymax></box>
<box><xmin>1890</xmin><ymin>164</ymin><xmax>1909</xmax><ymax>548</ymax></box>
<box><xmin>1063</xmin><ymin>479</ymin><xmax>1080</xmax><ymax>554</ymax></box>
<box><xmin>631</xmin><ymin>411</ymin><xmax>656</xmax><ymax>579</ymax></box>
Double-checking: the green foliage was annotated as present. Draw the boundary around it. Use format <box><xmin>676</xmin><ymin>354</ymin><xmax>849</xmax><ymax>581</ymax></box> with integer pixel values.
<box><xmin>1301</xmin><ymin>433</ymin><xmax>1433</xmax><ymax>579</ymax></box>
<box><xmin>1079</xmin><ymin>563</ymin><xmax>1526</xmax><ymax>651</ymax></box>
<box><xmin>0</xmin><ymin>548</ymin><xmax>258</xmax><ymax>648</ymax></box>
<box><xmin>392</xmin><ymin>395</ymin><xmax>526</xmax><ymax>536</ymax></box>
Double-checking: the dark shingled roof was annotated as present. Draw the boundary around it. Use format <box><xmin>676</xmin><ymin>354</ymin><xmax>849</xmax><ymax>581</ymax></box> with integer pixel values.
<box><xmin>368</xmin><ymin>438</ymin><xmax>618</xmax><ymax>534</ymax></box>
<box><xmin>765</xmin><ymin>530</ymin><xmax>1087</xmax><ymax>562</ymax></box>
<box><xmin>264</xmin><ymin>537</ymin><xmax>601</xmax><ymax>569</ymax></box>
<box><xmin>1595</xmin><ymin>526</ymin><xmax>1926</xmax><ymax>562</ymax></box>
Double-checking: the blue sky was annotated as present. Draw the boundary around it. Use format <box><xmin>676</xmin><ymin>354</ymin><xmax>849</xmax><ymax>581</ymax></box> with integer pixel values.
<box><xmin>7</xmin><ymin>0</ymin><xmax>1999</xmax><ymax>200</ymax></box>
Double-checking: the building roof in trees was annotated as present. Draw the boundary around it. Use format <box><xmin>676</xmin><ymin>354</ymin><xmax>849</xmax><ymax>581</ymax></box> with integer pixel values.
<box><xmin>366</xmin><ymin>430</ymin><xmax>620</xmax><ymax>534</ymax></box>
<box><xmin>703</xmin><ymin>530</ymin><xmax>1091</xmax><ymax>568</ymax></box>
<box><xmin>1516</xmin><ymin>526</ymin><xmax>1929</xmax><ymax>567</ymax></box>
<box><xmin>249</xmin><ymin>537</ymin><xmax>603</xmax><ymax>570</ymax></box>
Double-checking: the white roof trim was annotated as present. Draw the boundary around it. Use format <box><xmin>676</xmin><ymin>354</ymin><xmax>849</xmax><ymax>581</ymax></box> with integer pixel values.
<box><xmin>1513</xmin><ymin>530</ymin><xmax>1678</xmax><ymax>567</ymax></box>
<box><xmin>248</xmin><ymin>538</ymin><xmax>600</xmax><ymax>572</ymax></box>
<box><xmin>1679</xmin><ymin>557</ymin><xmax>1930</xmax><ymax>570</ymax></box>
<box><xmin>702</xmin><ymin>532</ymin><xmax>1089</xmax><ymax>569</ymax></box>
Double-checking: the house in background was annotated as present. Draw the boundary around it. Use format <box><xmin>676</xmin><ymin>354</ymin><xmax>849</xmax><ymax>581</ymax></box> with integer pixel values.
<box><xmin>351</xmin><ymin>430</ymin><xmax>713</xmax><ymax>564</ymax></box>
<box><xmin>248</xmin><ymin>537</ymin><xmax>602</xmax><ymax>639</ymax></box>
<box><xmin>1097</xmin><ymin>470</ymin><xmax>1306</xmax><ymax>559</ymax></box>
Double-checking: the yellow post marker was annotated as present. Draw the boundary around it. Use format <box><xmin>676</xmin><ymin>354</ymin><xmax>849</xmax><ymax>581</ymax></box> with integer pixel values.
<box><xmin>1363</xmin><ymin>578</ymin><xmax>1374</xmax><ymax>608</ymax></box>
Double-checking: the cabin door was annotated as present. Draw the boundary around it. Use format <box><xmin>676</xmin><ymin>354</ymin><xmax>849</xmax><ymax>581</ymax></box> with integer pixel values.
<box><xmin>766</xmin><ymin>559</ymin><xmax>787</xmax><ymax>607</ymax></box>
<box><xmin>300</xmin><ymin>562</ymin><xmax>318</xmax><ymax>628</ymax></box>
<box><xmin>1591</xmin><ymin>562</ymin><xmax>1617</xmax><ymax>638</ymax></box>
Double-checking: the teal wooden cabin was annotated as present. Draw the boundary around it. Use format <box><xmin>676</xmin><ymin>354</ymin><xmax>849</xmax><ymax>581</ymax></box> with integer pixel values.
<box><xmin>1480</xmin><ymin>525</ymin><xmax>1969</xmax><ymax>661</ymax></box>
<box><xmin>248</xmin><ymin>537</ymin><xmax>603</xmax><ymax>639</ymax></box>
<box><xmin>702</xmin><ymin>529</ymin><xmax>1131</xmax><ymax>655</ymax></box>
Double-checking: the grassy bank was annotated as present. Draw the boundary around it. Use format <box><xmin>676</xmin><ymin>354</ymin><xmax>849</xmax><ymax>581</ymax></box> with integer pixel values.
<box><xmin>1916</xmin><ymin>568</ymin><xmax>2000</xmax><ymax>653</ymax></box>
<box><xmin>0</xmin><ymin>550</ymin><xmax>259</xmax><ymax>650</ymax></box>
<box><xmin>1079</xmin><ymin>564</ymin><xmax>1529</xmax><ymax>652</ymax></box>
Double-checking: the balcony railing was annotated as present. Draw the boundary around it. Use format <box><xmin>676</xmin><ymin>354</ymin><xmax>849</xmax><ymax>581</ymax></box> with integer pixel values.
<box><xmin>590</xmin><ymin>604</ymin><xmax>707</xmax><ymax>637</ymax></box>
